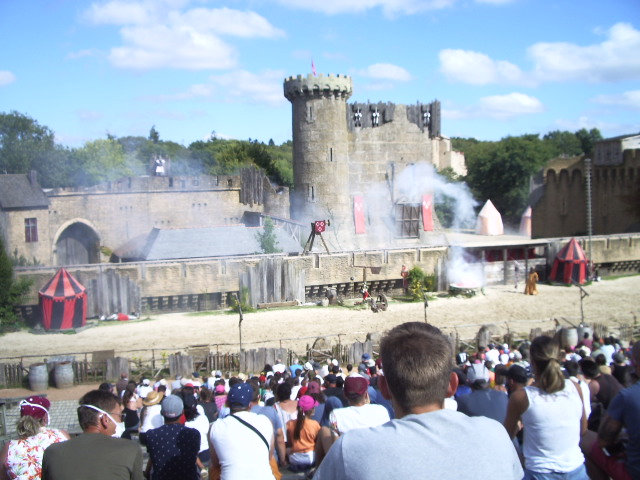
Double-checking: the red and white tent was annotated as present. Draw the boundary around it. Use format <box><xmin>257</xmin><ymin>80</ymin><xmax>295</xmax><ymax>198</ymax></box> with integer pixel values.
<box><xmin>475</xmin><ymin>200</ymin><xmax>504</xmax><ymax>236</ymax></box>
<box><xmin>39</xmin><ymin>268</ymin><xmax>87</xmax><ymax>330</ymax></box>
<box><xmin>549</xmin><ymin>238</ymin><xmax>589</xmax><ymax>285</ymax></box>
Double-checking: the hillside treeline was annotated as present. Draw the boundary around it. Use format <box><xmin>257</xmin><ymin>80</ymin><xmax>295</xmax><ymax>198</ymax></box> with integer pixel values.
<box><xmin>452</xmin><ymin>128</ymin><xmax>602</xmax><ymax>224</ymax></box>
<box><xmin>0</xmin><ymin>111</ymin><xmax>293</xmax><ymax>189</ymax></box>
<box><xmin>1</xmin><ymin>110</ymin><xmax>602</xmax><ymax>225</ymax></box>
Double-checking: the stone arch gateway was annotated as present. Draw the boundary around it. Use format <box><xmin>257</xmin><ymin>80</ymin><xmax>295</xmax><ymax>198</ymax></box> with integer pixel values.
<box><xmin>54</xmin><ymin>220</ymin><xmax>101</xmax><ymax>265</ymax></box>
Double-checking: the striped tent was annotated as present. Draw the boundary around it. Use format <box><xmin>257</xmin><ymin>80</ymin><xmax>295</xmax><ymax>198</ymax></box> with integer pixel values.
<box><xmin>549</xmin><ymin>238</ymin><xmax>589</xmax><ymax>285</ymax></box>
<box><xmin>39</xmin><ymin>268</ymin><xmax>87</xmax><ymax>330</ymax></box>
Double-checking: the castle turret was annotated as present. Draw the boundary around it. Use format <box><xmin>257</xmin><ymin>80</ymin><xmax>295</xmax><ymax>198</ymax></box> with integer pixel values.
<box><xmin>284</xmin><ymin>74</ymin><xmax>353</xmax><ymax>246</ymax></box>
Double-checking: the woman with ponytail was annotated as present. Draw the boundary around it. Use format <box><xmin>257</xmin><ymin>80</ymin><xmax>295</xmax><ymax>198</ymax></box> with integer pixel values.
<box><xmin>504</xmin><ymin>335</ymin><xmax>588</xmax><ymax>479</ymax></box>
<box><xmin>285</xmin><ymin>395</ymin><xmax>320</xmax><ymax>472</ymax></box>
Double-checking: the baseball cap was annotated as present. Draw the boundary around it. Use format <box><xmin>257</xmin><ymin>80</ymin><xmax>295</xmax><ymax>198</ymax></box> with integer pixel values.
<box><xmin>344</xmin><ymin>376</ymin><xmax>368</xmax><ymax>397</ymax></box>
<box><xmin>161</xmin><ymin>395</ymin><xmax>184</xmax><ymax>419</ymax></box>
<box><xmin>361</xmin><ymin>353</ymin><xmax>371</xmax><ymax>361</ymax></box>
<box><xmin>227</xmin><ymin>383</ymin><xmax>253</xmax><ymax>408</ymax></box>
<box><xmin>324</xmin><ymin>374</ymin><xmax>338</xmax><ymax>384</ymax></box>
<box><xmin>303</xmin><ymin>362</ymin><xmax>313</xmax><ymax>371</ymax></box>
<box><xmin>298</xmin><ymin>395</ymin><xmax>319</xmax><ymax>413</ymax></box>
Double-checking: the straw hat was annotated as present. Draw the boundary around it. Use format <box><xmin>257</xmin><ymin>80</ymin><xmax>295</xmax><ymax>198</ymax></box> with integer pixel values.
<box><xmin>142</xmin><ymin>390</ymin><xmax>164</xmax><ymax>406</ymax></box>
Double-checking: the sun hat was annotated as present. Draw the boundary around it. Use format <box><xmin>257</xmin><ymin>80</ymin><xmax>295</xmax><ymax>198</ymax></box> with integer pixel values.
<box><xmin>142</xmin><ymin>390</ymin><xmax>164</xmax><ymax>406</ymax></box>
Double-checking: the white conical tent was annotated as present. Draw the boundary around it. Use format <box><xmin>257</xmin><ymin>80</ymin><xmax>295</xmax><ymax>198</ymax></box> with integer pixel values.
<box><xmin>475</xmin><ymin>200</ymin><xmax>504</xmax><ymax>235</ymax></box>
<box><xmin>519</xmin><ymin>206</ymin><xmax>532</xmax><ymax>237</ymax></box>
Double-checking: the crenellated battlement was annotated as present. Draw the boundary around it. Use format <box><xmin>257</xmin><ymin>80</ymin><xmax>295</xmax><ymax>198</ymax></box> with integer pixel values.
<box><xmin>283</xmin><ymin>73</ymin><xmax>352</xmax><ymax>101</ymax></box>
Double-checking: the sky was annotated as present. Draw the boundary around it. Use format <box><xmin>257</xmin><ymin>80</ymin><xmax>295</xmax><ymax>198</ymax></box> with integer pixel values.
<box><xmin>1</xmin><ymin>0</ymin><xmax>639</xmax><ymax>148</ymax></box>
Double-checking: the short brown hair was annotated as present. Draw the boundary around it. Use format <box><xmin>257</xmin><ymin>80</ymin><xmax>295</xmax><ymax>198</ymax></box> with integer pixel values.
<box><xmin>380</xmin><ymin>322</ymin><xmax>453</xmax><ymax>412</ymax></box>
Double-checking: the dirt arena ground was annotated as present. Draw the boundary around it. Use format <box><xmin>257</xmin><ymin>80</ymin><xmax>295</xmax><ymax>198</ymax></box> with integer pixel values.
<box><xmin>1</xmin><ymin>275</ymin><xmax>638</xmax><ymax>362</ymax></box>
<box><xmin>1</xmin><ymin>275</ymin><xmax>638</xmax><ymax>400</ymax></box>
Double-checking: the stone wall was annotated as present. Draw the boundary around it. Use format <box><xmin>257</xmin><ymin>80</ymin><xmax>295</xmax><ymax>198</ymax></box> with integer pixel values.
<box><xmin>532</xmin><ymin>150</ymin><xmax>640</xmax><ymax>238</ymax></box>
<box><xmin>14</xmin><ymin>233</ymin><xmax>640</xmax><ymax>318</ymax></box>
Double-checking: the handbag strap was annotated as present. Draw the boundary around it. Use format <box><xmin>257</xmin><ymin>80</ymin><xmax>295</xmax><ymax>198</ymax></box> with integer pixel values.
<box><xmin>230</xmin><ymin>414</ymin><xmax>269</xmax><ymax>452</ymax></box>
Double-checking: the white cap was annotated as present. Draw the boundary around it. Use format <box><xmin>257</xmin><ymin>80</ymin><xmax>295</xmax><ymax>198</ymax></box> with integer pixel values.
<box><xmin>304</xmin><ymin>362</ymin><xmax>313</xmax><ymax>371</ymax></box>
<box><xmin>142</xmin><ymin>379</ymin><xmax>150</xmax><ymax>385</ymax></box>
<box><xmin>331</xmin><ymin>359</ymin><xmax>339</xmax><ymax>366</ymax></box>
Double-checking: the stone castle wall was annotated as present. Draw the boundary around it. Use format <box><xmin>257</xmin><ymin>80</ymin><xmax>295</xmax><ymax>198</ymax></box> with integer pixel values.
<box><xmin>532</xmin><ymin>150</ymin><xmax>640</xmax><ymax>238</ymax></box>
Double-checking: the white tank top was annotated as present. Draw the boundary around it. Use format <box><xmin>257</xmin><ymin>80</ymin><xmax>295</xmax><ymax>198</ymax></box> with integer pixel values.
<box><xmin>522</xmin><ymin>379</ymin><xmax>585</xmax><ymax>473</ymax></box>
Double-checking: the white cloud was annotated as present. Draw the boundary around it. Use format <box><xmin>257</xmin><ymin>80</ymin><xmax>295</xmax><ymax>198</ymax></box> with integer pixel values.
<box><xmin>444</xmin><ymin>92</ymin><xmax>543</xmax><ymax>120</ymax></box>
<box><xmin>439</xmin><ymin>23</ymin><xmax>640</xmax><ymax>87</ymax></box>
<box><xmin>529</xmin><ymin>23</ymin><xmax>640</xmax><ymax>82</ymax></box>
<box><xmin>360</xmin><ymin>63</ymin><xmax>412</xmax><ymax>81</ymax></box>
<box><xmin>176</xmin><ymin>8</ymin><xmax>285</xmax><ymax>38</ymax></box>
<box><xmin>76</xmin><ymin>110</ymin><xmax>103</xmax><ymax>121</ymax></box>
<box><xmin>478</xmin><ymin>93</ymin><xmax>543</xmax><ymax>119</ymax></box>
<box><xmin>81</xmin><ymin>1</ymin><xmax>283</xmax><ymax>70</ymax></box>
<box><xmin>0</xmin><ymin>70</ymin><xmax>16</xmax><ymax>86</ymax></box>
<box><xmin>83</xmin><ymin>1</ymin><xmax>153</xmax><ymax>25</ymax></box>
<box><xmin>592</xmin><ymin>90</ymin><xmax>640</xmax><ymax>110</ymax></box>
<box><xmin>110</xmin><ymin>25</ymin><xmax>236</xmax><ymax>70</ymax></box>
<box><xmin>276</xmin><ymin>0</ymin><xmax>456</xmax><ymax>16</ymax></box>
<box><xmin>439</xmin><ymin>49</ymin><xmax>529</xmax><ymax>86</ymax></box>
<box><xmin>208</xmin><ymin>70</ymin><xmax>287</xmax><ymax>106</ymax></box>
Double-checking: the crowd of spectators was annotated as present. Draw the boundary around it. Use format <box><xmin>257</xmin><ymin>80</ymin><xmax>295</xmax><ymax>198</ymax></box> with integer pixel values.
<box><xmin>1</xmin><ymin>325</ymin><xmax>638</xmax><ymax>480</ymax></box>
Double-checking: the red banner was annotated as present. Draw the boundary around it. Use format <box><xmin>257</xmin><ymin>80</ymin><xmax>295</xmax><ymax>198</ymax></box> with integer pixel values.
<box><xmin>353</xmin><ymin>196</ymin><xmax>366</xmax><ymax>234</ymax></box>
<box><xmin>422</xmin><ymin>194</ymin><xmax>434</xmax><ymax>231</ymax></box>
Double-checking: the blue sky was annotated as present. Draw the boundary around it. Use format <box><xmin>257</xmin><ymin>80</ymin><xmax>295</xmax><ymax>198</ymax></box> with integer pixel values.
<box><xmin>1</xmin><ymin>0</ymin><xmax>639</xmax><ymax>148</ymax></box>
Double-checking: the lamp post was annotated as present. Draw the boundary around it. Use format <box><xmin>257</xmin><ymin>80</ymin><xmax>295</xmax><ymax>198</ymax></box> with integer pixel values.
<box><xmin>585</xmin><ymin>158</ymin><xmax>593</xmax><ymax>278</ymax></box>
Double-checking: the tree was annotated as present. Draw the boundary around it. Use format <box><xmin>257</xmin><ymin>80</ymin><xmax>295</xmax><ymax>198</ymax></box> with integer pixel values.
<box><xmin>149</xmin><ymin>125</ymin><xmax>160</xmax><ymax>144</ymax></box>
<box><xmin>73</xmin><ymin>139</ymin><xmax>131</xmax><ymax>185</ymax></box>
<box><xmin>256</xmin><ymin>217</ymin><xmax>281</xmax><ymax>253</ymax></box>
<box><xmin>0</xmin><ymin>111</ymin><xmax>56</xmax><ymax>174</ymax></box>
<box><xmin>543</xmin><ymin>130</ymin><xmax>583</xmax><ymax>157</ymax></box>
<box><xmin>464</xmin><ymin>134</ymin><xmax>550</xmax><ymax>224</ymax></box>
<box><xmin>575</xmin><ymin>128</ymin><xmax>602</xmax><ymax>157</ymax></box>
<box><xmin>0</xmin><ymin>237</ymin><xmax>32</xmax><ymax>333</ymax></box>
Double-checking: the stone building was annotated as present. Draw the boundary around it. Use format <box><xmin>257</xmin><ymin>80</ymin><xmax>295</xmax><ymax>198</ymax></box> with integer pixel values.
<box><xmin>530</xmin><ymin>139</ymin><xmax>640</xmax><ymax>238</ymax></box>
<box><xmin>284</xmin><ymin>73</ymin><xmax>465</xmax><ymax>251</ymax></box>
<box><xmin>0</xmin><ymin>168</ymin><xmax>290</xmax><ymax>266</ymax></box>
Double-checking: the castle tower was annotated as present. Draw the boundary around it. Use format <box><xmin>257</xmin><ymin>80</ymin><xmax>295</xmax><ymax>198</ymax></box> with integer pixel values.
<box><xmin>284</xmin><ymin>74</ymin><xmax>353</xmax><ymax>247</ymax></box>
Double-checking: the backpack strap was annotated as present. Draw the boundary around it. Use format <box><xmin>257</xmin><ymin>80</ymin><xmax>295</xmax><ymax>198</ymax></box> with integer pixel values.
<box><xmin>230</xmin><ymin>414</ymin><xmax>269</xmax><ymax>452</ymax></box>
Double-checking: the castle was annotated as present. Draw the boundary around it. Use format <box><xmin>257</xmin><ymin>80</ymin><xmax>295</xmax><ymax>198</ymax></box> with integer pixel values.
<box><xmin>284</xmin><ymin>73</ymin><xmax>465</xmax><ymax>250</ymax></box>
<box><xmin>1</xmin><ymin>73</ymin><xmax>465</xmax><ymax>266</ymax></box>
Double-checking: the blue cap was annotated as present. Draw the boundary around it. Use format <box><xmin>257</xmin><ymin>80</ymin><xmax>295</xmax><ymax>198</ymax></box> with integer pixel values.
<box><xmin>227</xmin><ymin>383</ymin><xmax>253</xmax><ymax>407</ymax></box>
<box><xmin>362</xmin><ymin>353</ymin><xmax>371</xmax><ymax>361</ymax></box>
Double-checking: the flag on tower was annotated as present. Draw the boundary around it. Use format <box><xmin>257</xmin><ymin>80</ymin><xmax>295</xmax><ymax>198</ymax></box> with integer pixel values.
<box><xmin>311</xmin><ymin>59</ymin><xmax>317</xmax><ymax>76</ymax></box>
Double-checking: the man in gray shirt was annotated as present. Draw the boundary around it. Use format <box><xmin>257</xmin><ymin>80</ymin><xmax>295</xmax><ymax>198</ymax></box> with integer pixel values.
<box><xmin>42</xmin><ymin>389</ymin><xmax>143</xmax><ymax>480</ymax></box>
<box><xmin>313</xmin><ymin>322</ymin><xmax>523</xmax><ymax>480</ymax></box>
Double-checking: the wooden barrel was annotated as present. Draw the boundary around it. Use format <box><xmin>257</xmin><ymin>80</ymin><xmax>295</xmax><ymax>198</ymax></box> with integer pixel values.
<box><xmin>577</xmin><ymin>324</ymin><xmax>593</xmax><ymax>343</ymax></box>
<box><xmin>28</xmin><ymin>363</ymin><xmax>48</xmax><ymax>391</ymax></box>
<box><xmin>54</xmin><ymin>361</ymin><xmax>74</xmax><ymax>389</ymax></box>
<box><xmin>561</xmin><ymin>328</ymin><xmax>579</xmax><ymax>348</ymax></box>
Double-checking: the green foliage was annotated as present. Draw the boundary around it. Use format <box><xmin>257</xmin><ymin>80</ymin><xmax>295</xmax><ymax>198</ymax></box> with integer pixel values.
<box><xmin>453</xmin><ymin>128</ymin><xmax>603</xmax><ymax>225</ymax></box>
<box><xmin>405</xmin><ymin>266</ymin><xmax>435</xmax><ymax>300</ymax></box>
<box><xmin>149</xmin><ymin>125</ymin><xmax>160</xmax><ymax>143</ymax></box>
<box><xmin>0</xmin><ymin>238</ymin><xmax>33</xmax><ymax>333</ymax></box>
<box><xmin>0</xmin><ymin>111</ymin><xmax>56</xmax><ymax>175</ymax></box>
<box><xmin>230</xmin><ymin>286</ymin><xmax>255</xmax><ymax>313</ymax></box>
<box><xmin>10</xmin><ymin>249</ymin><xmax>41</xmax><ymax>267</ymax></box>
<box><xmin>73</xmin><ymin>139</ymin><xmax>132</xmax><ymax>185</ymax></box>
<box><xmin>256</xmin><ymin>217</ymin><xmax>282</xmax><ymax>254</ymax></box>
